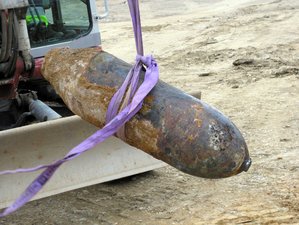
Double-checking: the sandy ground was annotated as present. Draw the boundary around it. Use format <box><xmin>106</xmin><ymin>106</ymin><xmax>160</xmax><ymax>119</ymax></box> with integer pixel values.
<box><xmin>1</xmin><ymin>0</ymin><xmax>299</xmax><ymax>224</ymax></box>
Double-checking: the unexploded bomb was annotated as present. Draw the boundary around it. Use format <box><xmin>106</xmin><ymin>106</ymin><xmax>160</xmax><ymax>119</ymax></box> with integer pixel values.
<box><xmin>42</xmin><ymin>48</ymin><xmax>251</xmax><ymax>179</ymax></box>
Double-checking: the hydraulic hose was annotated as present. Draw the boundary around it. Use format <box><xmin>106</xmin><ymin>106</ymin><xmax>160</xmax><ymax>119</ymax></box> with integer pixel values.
<box><xmin>0</xmin><ymin>10</ymin><xmax>18</xmax><ymax>78</ymax></box>
<box><xmin>7</xmin><ymin>11</ymin><xmax>19</xmax><ymax>77</ymax></box>
<box><xmin>28</xmin><ymin>99</ymin><xmax>62</xmax><ymax>121</ymax></box>
<box><xmin>10</xmin><ymin>112</ymin><xmax>32</xmax><ymax>128</ymax></box>
<box><xmin>0</xmin><ymin>10</ymin><xmax>8</xmax><ymax>63</ymax></box>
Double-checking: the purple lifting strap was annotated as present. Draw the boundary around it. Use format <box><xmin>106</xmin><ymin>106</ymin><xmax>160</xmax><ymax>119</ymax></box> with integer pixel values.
<box><xmin>0</xmin><ymin>0</ymin><xmax>159</xmax><ymax>217</ymax></box>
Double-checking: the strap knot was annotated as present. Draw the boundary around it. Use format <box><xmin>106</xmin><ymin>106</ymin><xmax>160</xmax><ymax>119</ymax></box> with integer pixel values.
<box><xmin>136</xmin><ymin>54</ymin><xmax>155</xmax><ymax>68</ymax></box>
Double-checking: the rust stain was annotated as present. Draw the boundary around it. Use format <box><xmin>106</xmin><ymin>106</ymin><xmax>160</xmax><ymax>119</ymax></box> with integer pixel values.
<box><xmin>191</xmin><ymin>104</ymin><xmax>203</xmax><ymax>128</ymax></box>
<box><xmin>125</xmin><ymin>118</ymin><xmax>160</xmax><ymax>157</ymax></box>
<box><xmin>187</xmin><ymin>134</ymin><xmax>195</xmax><ymax>142</ymax></box>
<box><xmin>43</xmin><ymin>48</ymin><xmax>161</xmax><ymax>156</ymax></box>
<box><xmin>42</xmin><ymin>48</ymin><xmax>110</xmax><ymax>128</ymax></box>
<box><xmin>140</xmin><ymin>95</ymin><xmax>154</xmax><ymax>114</ymax></box>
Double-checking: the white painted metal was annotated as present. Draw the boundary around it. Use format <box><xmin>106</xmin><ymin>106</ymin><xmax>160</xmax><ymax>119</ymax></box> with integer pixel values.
<box><xmin>96</xmin><ymin>0</ymin><xmax>109</xmax><ymax>20</ymax></box>
<box><xmin>0</xmin><ymin>116</ymin><xmax>165</xmax><ymax>209</ymax></box>
<box><xmin>18</xmin><ymin>19</ymin><xmax>33</xmax><ymax>70</ymax></box>
<box><xmin>0</xmin><ymin>0</ymin><xmax>29</xmax><ymax>10</ymax></box>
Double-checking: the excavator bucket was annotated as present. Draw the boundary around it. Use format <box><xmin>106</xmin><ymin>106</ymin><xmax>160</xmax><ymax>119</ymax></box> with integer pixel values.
<box><xmin>0</xmin><ymin>116</ymin><xmax>165</xmax><ymax>209</ymax></box>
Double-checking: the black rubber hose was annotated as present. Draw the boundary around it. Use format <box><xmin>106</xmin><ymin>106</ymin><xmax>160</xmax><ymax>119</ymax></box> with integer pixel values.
<box><xmin>0</xmin><ymin>10</ymin><xmax>8</xmax><ymax>63</ymax></box>
<box><xmin>6</xmin><ymin>10</ymin><xmax>19</xmax><ymax>77</ymax></box>
<box><xmin>0</xmin><ymin>10</ymin><xmax>19</xmax><ymax>78</ymax></box>
<box><xmin>10</xmin><ymin>112</ymin><xmax>32</xmax><ymax>128</ymax></box>
<box><xmin>0</xmin><ymin>11</ymin><xmax>8</xmax><ymax>76</ymax></box>
<box><xmin>12</xmin><ymin>11</ymin><xmax>19</xmax><ymax>53</ymax></box>
<box><xmin>13</xmin><ymin>10</ymin><xmax>19</xmax><ymax>44</ymax></box>
<box><xmin>0</xmin><ymin>61</ymin><xmax>10</xmax><ymax>77</ymax></box>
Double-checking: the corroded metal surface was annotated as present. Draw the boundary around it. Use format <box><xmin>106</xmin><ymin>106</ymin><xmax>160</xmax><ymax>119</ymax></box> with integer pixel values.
<box><xmin>42</xmin><ymin>48</ymin><xmax>251</xmax><ymax>179</ymax></box>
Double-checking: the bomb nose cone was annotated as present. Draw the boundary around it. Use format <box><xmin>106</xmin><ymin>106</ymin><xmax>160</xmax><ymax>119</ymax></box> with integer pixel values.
<box><xmin>181</xmin><ymin>102</ymin><xmax>252</xmax><ymax>179</ymax></box>
<box><xmin>240</xmin><ymin>158</ymin><xmax>252</xmax><ymax>172</ymax></box>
